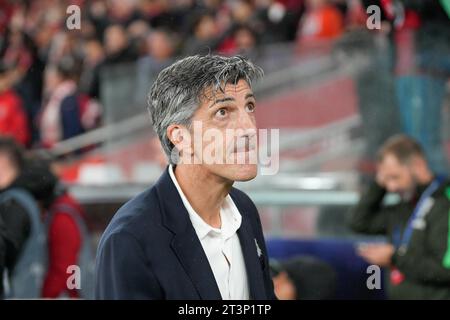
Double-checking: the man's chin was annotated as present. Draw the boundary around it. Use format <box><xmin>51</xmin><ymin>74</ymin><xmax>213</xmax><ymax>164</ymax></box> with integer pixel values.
<box><xmin>400</xmin><ymin>190</ymin><xmax>414</xmax><ymax>201</ymax></box>
<box><xmin>230</xmin><ymin>164</ymin><xmax>258</xmax><ymax>182</ymax></box>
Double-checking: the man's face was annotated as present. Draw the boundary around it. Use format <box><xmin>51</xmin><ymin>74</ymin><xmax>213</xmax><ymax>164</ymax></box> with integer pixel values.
<box><xmin>378</xmin><ymin>154</ymin><xmax>415</xmax><ymax>196</ymax></box>
<box><xmin>181</xmin><ymin>79</ymin><xmax>258</xmax><ymax>182</ymax></box>
<box><xmin>0</xmin><ymin>153</ymin><xmax>18</xmax><ymax>189</ymax></box>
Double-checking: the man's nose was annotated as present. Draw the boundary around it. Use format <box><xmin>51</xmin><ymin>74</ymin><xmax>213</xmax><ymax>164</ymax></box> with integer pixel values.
<box><xmin>236</xmin><ymin>109</ymin><xmax>256</xmax><ymax>130</ymax></box>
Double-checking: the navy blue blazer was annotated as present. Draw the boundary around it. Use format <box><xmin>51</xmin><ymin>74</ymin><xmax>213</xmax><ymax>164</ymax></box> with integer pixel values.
<box><xmin>95</xmin><ymin>167</ymin><xmax>276</xmax><ymax>300</ymax></box>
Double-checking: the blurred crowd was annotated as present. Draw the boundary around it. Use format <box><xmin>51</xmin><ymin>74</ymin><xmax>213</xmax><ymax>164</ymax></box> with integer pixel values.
<box><xmin>0</xmin><ymin>0</ymin><xmax>449</xmax><ymax>152</ymax></box>
<box><xmin>0</xmin><ymin>0</ymin><xmax>396</xmax><ymax>150</ymax></box>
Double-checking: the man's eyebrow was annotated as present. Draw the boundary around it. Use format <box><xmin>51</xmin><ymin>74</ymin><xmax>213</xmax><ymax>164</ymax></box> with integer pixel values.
<box><xmin>209</xmin><ymin>97</ymin><xmax>235</xmax><ymax>108</ymax></box>
<box><xmin>208</xmin><ymin>93</ymin><xmax>255</xmax><ymax>108</ymax></box>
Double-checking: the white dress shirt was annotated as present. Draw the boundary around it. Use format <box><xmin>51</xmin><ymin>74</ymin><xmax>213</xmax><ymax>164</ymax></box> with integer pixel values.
<box><xmin>169</xmin><ymin>165</ymin><xmax>250</xmax><ymax>300</ymax></box>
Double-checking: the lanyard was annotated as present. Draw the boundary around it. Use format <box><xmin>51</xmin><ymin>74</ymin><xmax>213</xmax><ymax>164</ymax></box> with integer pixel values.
<box><xmin>395</xmin><ymin>176</ymin><xmax>445</xmax><ymax>255</ymax></box>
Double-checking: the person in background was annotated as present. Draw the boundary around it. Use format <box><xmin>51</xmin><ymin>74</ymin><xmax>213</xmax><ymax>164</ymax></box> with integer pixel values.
<box><xmin>0</xmin><ymin>137</ymin><xmax>39</xmax><ymax>298</ymax></box>
<box><xmin>350</xmin><ymin>134</ymin><xmax>450</xmax><ymax>299</ymax></box>
<box><xmin>79</xmin><ymin>38</ymin><xmax>105</xmax><ymax>100</ymax></box>
<box><xmin>135</xmin><ymin>29</ymin><xmax>176</xmax><ymax>106</ymax></box>
<box><xmin>86</xmin><ymin>23</ymin><xmax>138</xmax><ymax>101</ymax></box>
<box><xmin>182</xmin><ymin>12</ymin><xmax>239</xmax><ymax>56</ymax></box>
<box><xmin>297</xmin><ymin>0</ymin><xmax>344</xmax><ymax>44</ymax></box>
<box><xmin>14</xmin><ymin>157</ymin><xmax>93</xmax><ymax>299</ymax></box>
<box><xmin>270</xmin><ymin>255</ymin><xmax>337</xmax><ymax>300</ymax></box>
<box><xmin>232</xmin><ymin>24</ymin><xmax>259</xmax><ymax>59</ymax></box>
<box><xmin>39</xmin><ymin>56</ymin><xmax>85</xmax><ymax>148</ymax></box>
<box><xmin>0</xmin><ymin>63</ymin><xmax>30</xmax><ymax>147</ymax></box>
<box><xmin>1</xmin><ymin>28</ymin><xmax>45</xmax><ymax>144</ymax></box>
<box><xmin>102</xmin><ymin>24</ymin><xmax>137</xmax><ymax>66</ymax></box>
<box><xmin>254</xmin><ymin>0</ymin><xmax>304</xmax><ymax>44</ymax></box>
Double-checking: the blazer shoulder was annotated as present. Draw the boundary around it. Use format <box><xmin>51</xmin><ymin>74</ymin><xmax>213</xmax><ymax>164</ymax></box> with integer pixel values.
<box><xmin>98</xmin><ymin>185</ymin><xmax>162</xmax><ymax>249</ymax></box>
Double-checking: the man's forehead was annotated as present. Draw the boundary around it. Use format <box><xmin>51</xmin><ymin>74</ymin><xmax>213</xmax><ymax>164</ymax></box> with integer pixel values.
<box><xmin>381</xmin><ymin>153</ymin><xmax>401</xmax><ymax>165</ymax></box>
<box><xmin>380</xmin><ymin>157</ymin><xmax>408</xmax><ymax>173</ymax></box>
<box><xmin>202</xmin><ymin>79</ymin><xmax>253</xmax><ymax>100</ymax></box>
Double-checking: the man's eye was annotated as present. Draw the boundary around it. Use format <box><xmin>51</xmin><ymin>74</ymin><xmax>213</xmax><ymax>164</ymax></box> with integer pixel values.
<box><xmin>245</xmin><ymin>103</ymin><xmax>255</xmax><ymax>113</ymax></box>
<box><xmin>215</xmin><ymin>108</ymin><xmax>228</xmax><ymax>118</ymax></box>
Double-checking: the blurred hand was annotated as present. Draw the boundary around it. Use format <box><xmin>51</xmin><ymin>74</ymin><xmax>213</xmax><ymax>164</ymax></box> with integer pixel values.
<box><xmin>357</xmin><ymin>243</ymin><xmax>394</xmax><ymax>267</ymax></box>
<box><xmin>273</xmin><ymin>271</ymin><xmax>296</xmax><ymax>300</ymax></box>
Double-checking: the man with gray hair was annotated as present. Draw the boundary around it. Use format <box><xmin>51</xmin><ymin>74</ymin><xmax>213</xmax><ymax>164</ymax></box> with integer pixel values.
<box><xmin>95</xmin><ymin>55</ymin><xmax>276</xmax><ymax>300</ymax></box>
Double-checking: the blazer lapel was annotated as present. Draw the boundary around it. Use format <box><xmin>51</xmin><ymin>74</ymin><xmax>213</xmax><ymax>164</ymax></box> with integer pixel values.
<box><xmin>232</xmin><ymin>193</ymin><xmax>268</xmax><ymax>300</ymax></box>
<box><xmin>171</xmin><ymin>231</ymin><xmax>222</xmax><ymax>300</ymax></box>
<box><xmin>156</xmin><ymin>167</ymin><xmax>222</xmax><ymax>300</ymax></box>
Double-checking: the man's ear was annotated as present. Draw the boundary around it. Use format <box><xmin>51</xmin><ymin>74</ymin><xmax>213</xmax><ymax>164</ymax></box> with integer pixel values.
<box><xmin>166</xmin><ymin>124</ymin><xmax>183</xmax><ymax>146</ymax></box>
<box><xmin>166</xmin><ymin>124</ymin><xmax>192</xmax><ymax>158</ymax></box>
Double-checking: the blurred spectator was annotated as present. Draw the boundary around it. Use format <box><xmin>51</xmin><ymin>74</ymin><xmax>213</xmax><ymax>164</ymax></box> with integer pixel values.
<box><xmin>143</xmin><ymin>28</ymin><xmax>177</xmax><ymax>63</ymax></box>
<box><xmin>103</xmin><ymin>24</ymin><xmax>138</xmax><ymax>65</ymax></box>
<box><xmin>135</xmin><ymin>29</ymin><xmax>176</xmax><ymax>105</ymax></box>
<box><xmin>127</xmin><ymin>19</ymin><xmax>152</xmax><ymax>54</ymax></box>
<box><xmin>87</xmin><ymin>23</ymin><xmax>138</xmax><ymax>99</ymax></box>
<box><xmin>79</xmin><ymin>38</ymin><xmax>105</xmax><ymax>97</ymax></box>
<box><xmin>0</xmin><ymin>137</ymin><xmax>43</xmax><ymax>299</ymax></box>
<box><xmin>14</xmin><ymin>156</ymin><xmax>94</xmax><ymax>298</ymax></box>
<box><xmin>1</xmin><ymin>29</ymin><xmax>45</xmax><ymax>144</ymax></box>
<box><xmin>226</xmin><ymin>24</ymin><xmax>260</xmax><ymax>60</ymax></box>
<box><xmin>254</xmin><ymin>0</ymin><xmax>304</xmax><ymax>43</ymax></box>
<box><xmin>139</xmin><ymin>0</ymin><xmax>184</xmax><ymax>31</ymax></box>
<box><xmin>0</xmin><ymin>63</ymin><xmax>31</xmax><ymax>146</ymax></box>
<box><xmin>270</xmin><ymin>255</ymin><xmax>337</xmax><ymax>299</ymax></box>
<box><xmin>39</xmin><ymin>56</ymin><xmax>85</xmax><ymax>148</ymax></box>
<box><xmin>182</xmin><ymin>11</ymin><xmax>239</xmax><ymax>55</ymax></box>
<box><xmin>108</xmin><ymin>0</ymin><xmax>141</xmax><ymax>26</ymax></box>
<box><xmin>350</xmin><ymin>135</ymin><xmax>450</xmax><ymax>299</ymax></box>
<box><xmin>230</xmin><ymin>0</ymin><xmax>255</xmax><ymax>24</ymax></box>
<box><xmin>183</xmin><ymin>11</ymin><xmax>221</xmax><ymax>55</ymax></box>
<box><xmin>297</xmin><ymin>0</ymin><xmax>344</xmax><ymax>43</ymax></box>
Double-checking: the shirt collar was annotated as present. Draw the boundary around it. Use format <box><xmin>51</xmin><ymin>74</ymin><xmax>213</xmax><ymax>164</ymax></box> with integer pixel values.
<box><xmin>168</xmin><ymin>165</ymin><xmax>242</xmax><ymax>240</ymax></box>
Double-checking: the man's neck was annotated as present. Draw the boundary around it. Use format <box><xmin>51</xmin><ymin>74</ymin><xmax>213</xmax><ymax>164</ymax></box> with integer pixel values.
<box><xmin>173</xmin><ymin>164</ymin><xmax>233</xmax><ymax>228</ymax></box>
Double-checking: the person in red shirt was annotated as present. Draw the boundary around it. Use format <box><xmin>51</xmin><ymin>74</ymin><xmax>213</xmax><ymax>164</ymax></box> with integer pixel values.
<box><xmin>42</xmin><ymin>191</ymin><xmax>86</xmax><ymax>298</ymax></box>
<box><xmin>0</xmin><ymin>64</ymin><xmax>30</xmax><ymax>147</ymax></box>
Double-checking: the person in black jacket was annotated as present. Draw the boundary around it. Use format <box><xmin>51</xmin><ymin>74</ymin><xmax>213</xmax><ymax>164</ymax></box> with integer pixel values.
<box><xmin>0</xmin><ymin>137</ymin><xmax>31</xmax><ymax>298</ymax></box>
<box><xmin>350</xmin><ymin>134</ymin><xmax>450</xmax><ymax>299</ymax></box>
